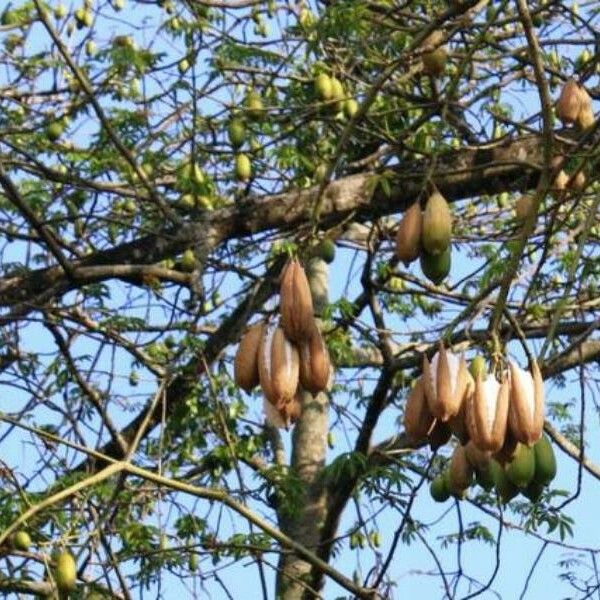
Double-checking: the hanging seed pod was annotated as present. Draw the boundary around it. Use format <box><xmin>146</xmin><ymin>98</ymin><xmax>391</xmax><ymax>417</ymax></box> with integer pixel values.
<box><xmin>493</xmin><ymin>427</ymin><xmax>518</xmax><ymax>466</ymax></box>
<box><xmin>553</xmin><ymin>169</ymin><xmax>569</xmax><ymax>191</ymax></box>
<box><xmin>298</xmin><ymin>325</ymin><xmax>331</xmax><ymax>394</ymax></box>
<box><xmin>234</xmin><ymin>322</ymin><xmax>264</xmax><ymax>392</ymax></box>
<box><xmin>281</xmin><ymin>391</ymin><xmax>303</xmax><ymax>425</ymax></box>
<box><xmin>258</xmin><ymin>324</ymin><xmax>299</xmax><ymax>408</ymax></box>
<box><xmin>532</xmin><ymin>434</ymin><xmax>557</xmax><ymax>485</ymax></box>
<box><xmin>505</xmin><ymin>442</ymin><xmax>535</xmax><ymax>488</ymax></box>
<box><xmin>569</xmin><ymin>170</ymin><xmax>586</xmax><ymax>191</ymax></box>
<box><xmin>420</xmin><ymin>246</ymin><xmax>451</xmax><ymax>285</ymax></box>
<box><xmin>395</xmin><ymin>201</ymin><xmax>423</xmax><ymax>266</ymax></box>
<box><xmin>280</xmin><ymin>258</ymin><xmax>315</xmax><ymax>343</ymax></box>
<box><xmin>422</xmin><ymin>342</ymin><xmax>470</xmax><ymax>421</ymax></box>
<box><xmin>428</xmin><ymin>419</ymin><xmax>452</xmax><ymax>450</ymax></box>
<box><xmin>576</xmin><ymin>86</ymin><xmax>595</xmax><ymax>131</ymax></box>
<box><xmin>464</xmin><ymin>441</ymin><xmax>495</xmax><ymax>490</ymax></box>
<box><xmin>508</xmin><ymin>360</ymin><xmax>545</xmax><ymax>446</ymax></box>
<box><xmin>466</xmin><ymin>373</ymin><xmax>510</xmax><ymax>453</ymax></box>
<box><xmin>421</xmin><ymin>190</ymin><xmax>452</xmax><ymax>255</ymax></box>
<box><xmin>404</xmin><ymin>377</ymin><xmax>435</xmax><ymax>442</ymax></box>
<box><xmin>422</xmin><ymin>30</ymin><xmax>448</xmax><ymax>77</ymax></box>
<box><xmin>263</xmin><ymin>392</ymin><xmax>303</xmax><ymax>429</ymax></box>
<box><xmin>515</xmin><ymin>195</ymin><xmax>534</xmax><ymax>222</ymax></box>
<box><xmin>464</xmin><ymin>440</ymin><xmax>492</xmax><ymax>473</ymax></box>
<box><xmin>448</xmin><ymin>444</ymin><xmax>474</xmax><ymax>497</ymax></box>
<box><xmin>556</xmin><ymin>79</ymin><xmax>583</xmax><ymax>124</ymax></box>
<box><xmin>447</xmin><ymin>383</ymin><xmax>472</xmax><ymax>445</ymax></box>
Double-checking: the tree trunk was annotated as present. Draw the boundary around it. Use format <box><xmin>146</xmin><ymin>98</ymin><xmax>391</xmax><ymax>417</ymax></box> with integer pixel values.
<box><xmin>276</xmin><ymin>258</ymin><xmax>330</xmax><ymax>599</ymax></box>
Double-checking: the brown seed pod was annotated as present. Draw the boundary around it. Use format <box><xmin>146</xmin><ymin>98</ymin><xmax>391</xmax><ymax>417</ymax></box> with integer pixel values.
<box><xmin>234</xmin><ymin>322</ymin><xmax>264</xmax><ymax>392</ymax></box>
<box><xmin>395</xmin><ymin>201</ymin><xmax>423</xmax><ymax>266</ymax></box>
<box><xmin>281</xmin><ymin>392</ymin><xmax>303</xmax><ymax>425</ymax></box>
<box><xmin>262</xmin><ymin>395</ymin><xmax>301</xmax><ymax>429</ymax></box>
<box><xmin>515</xmin><ymin>195</ymin><xmax>534</xmax><ymax>222</ymax></box>
<box><xmin>447</xmin><ymin>385</ymin><xmax>471</xmax><ymax>445</ymax></box>
<box><xmin>553</xmin><ymin>169</ymin><xmax>569</xmax><ymax>192</ymax></box>
<box><xmin>448</xmin><ymin>444</ymin><xmax>474</xmax><ymax>497</ymax></box>
<box><xmin>258</xmin><ymin>324</ymin><xmax>299</xmax><ymax>408</ymax></box>
<box><xmin>298</xmin><ymin>325</ymin><xmax>331</xmax><ymax>394</ymax></box>
<box><xmin>466</xmin><ymin>373</ymin><xmax>509</xmax><ymax>453</ymax></box>
<box><xmin>422</xmin><ymin>191</ymin><xmax>452</xmax><ymax>256</ymax></box>
<box><xmin>569</xmin><ymin>170</ymin><xmax>586</xmax><ymax>191</ymax></box>
<box><xmin>464</xmin><ymin>440</ymin><xmax>492</xmax><ymax>472</ymax></box>
<box><xmin>404</xmin><ymin>377</ymin><xmax>435</xmax><ymax>442</ymax></box>
<box><xmin>493</xmin><ymin>428</ymin><xmax>519</xmax><ymax>466</ymax></box>
<box><xmin>556</xmin><ymin>79</ymin><xmax>583</xmax><ymax>125</ymax></box>
<box><xmin>280</xmin><ymin>259</ymin><xmax>315</xmax><ymax>343</ymax></box>
<box><xmin>423</xmin><ymin>342</ymin><xmax>470</xmax><ymax>421</ymax></box>
<box><xmin>576</xmin><ymin>86</ymin><xmax>595</xmax><ymax>131</ymax></box>
<box><xmin>508</xmin><ymin>360</ymin><xmax>545</xmax><ymax>446</ymax></box>
<box><xmin>428</xmin><ymin>419</ymin><xmax>452</xmax><ymax>450</ymax></box>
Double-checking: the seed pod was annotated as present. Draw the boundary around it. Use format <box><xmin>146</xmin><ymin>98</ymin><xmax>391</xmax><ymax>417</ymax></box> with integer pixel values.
<box><xmin>515</xmin><ymin>195</ymin><xmax>534</xmax><ymax>222</ymax></box>
<box><xmin>404</xmin><ymin>377</ymin><xmax>435</xmax><ymax>442</ymax></box>
<box><xmin>298</xmin><ymin>325</ymin><xmax>331</xmax><ymax>394</ymax></box>
<box><xmin>576</xmin><ymin>86</ymin><xmax>595</xmax><ymax>131</ymax></box>
<box><xmin>448</xmin><ymin>444</ymin><xmax>474</xmax><ymax>497</ymax></box>
<box><xmin>422</xmin><ymin>342</ymin><xmax>470</xmax><ymax>421</ymax></box>
<box><xmin>422</xmin><ymin>31</ymin><xmax>447</xmax><ymax>77</ymax></box>
<box><xmin>420</xmin><ymin>246</ymin><xmax>451</xmax><ymax>285</ymax></box>
<box><xmin>430</xmin><ymin>473</ymin><xmax>451</xmax><ymax>502</ymax></box>
<box><xmin>258</xmin><ymin>324</ymin><xmax>299</xmax><ymax>408</ymax></box>
<box><xmin>577</xmin><ymin>105</ymin><xmax>595</xmax><ymax>131</ymax></box>
<box><xmin>235</xmin><ymin>153</ymin><xmax>252</xmax><ymax>181</ymax></box>
<box><xmin>228</xmin><ymin>118</ymin><xmax>246</xmax><ymax>148</ymax></box>
<box><xmin>508</xmin><ymin>360</ymin><xmax>544</xmax><ymax>446</ymax></box>
<box><xmin>505</xmin><ymin>442</ymin><xmax>535</xmax><ymax>488</ymax></box>
<box><xmin>489</xmin><ymin>459</ymin><xmax>519</xmax><ymax>503</ymax></box>
<box><xmin>466</xmin><ymin>373</ymin><xmax>510</xmax><ymax>452</ymax></box>
<box><xmin>428</xmin><ymin>419</ymin><xmax>452</xmax><ymax>450</ymax></box>
<box><xmin>532</xmin><ymin>434</ymin><xmax>557</xmax><ymax>485</ymax></box>
<box><xmin>12</xmin><ymin>530</ymin><xmax>31</xmax><ymax>552</ymax></box>
<box><xmin>569</xmin><ymin>170</ymin><xmax>586</xmax><ymax>191</ymax></box>
<box><xmin>470</xmin><ymin>355</ymin><xmax>487</xmax><ymax>379</ymax></box>
<box><xmin>493</xmin><ymin>427</ymin><xmax>518</xmax><ymax>466</ymax></box>
<box><xmin>395</xmin><ymin>201</ymin><xmax>423</xmax><ymax>265</ymax></box>
<box><xmin>280</xmin><ymin>259</ymin><xmax>315</xmax><ymax>343</ymax></box>
<box><xmin>553</xmin><ymin>169</ymin><xmax>569</xmax><ymax>191</ymax></box>
<box><xmin>464</xmin><ymin>440</ymin><xmax>492</xmax><ymax>472</ymax></box>
<box><xmin>55</xmin><ymin>551</ymin><xmax>77</xmax><ymax>592</ymax></box>
<box><xmin>447</xmin><ymin>376</ymin><xmax>473</xmax><ymax>445</ymax></box>
<box><xmin>263</xmin><ymin>393</ymin><xmax>302</xmax><ymax>429</ymax></box>
<box><xmin>281</xmin><ymin>392</ymin><xmax>303</xmax><ymax>425</ymax></box>
<box><xmin>422</xmin><ymin>191</ymin><xmax>452</xmax><ymax>255</ymax></box>
<box><xmin>234</xmin><ymin>322</ymin><xmax>264</xmax><ymax>392</ymax></box>
<box><xmin>556</xmin><ymin>79</ymin><xmax>583</xmax><ymax>124</ymax></box>
<box><xmin>314</xmin><ymin>73</ymin><xmax>333</xmax><ymax>101</ymax></box>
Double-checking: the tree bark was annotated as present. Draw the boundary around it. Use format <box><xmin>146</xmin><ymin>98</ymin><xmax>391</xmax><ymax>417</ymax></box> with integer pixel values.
<box><xmin>277</xmin><ymin>258</ymin><xmax>330</xmax><ymax>599</ymax></box>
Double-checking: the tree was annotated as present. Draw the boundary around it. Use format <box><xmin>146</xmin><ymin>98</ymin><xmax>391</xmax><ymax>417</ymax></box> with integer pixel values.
<box><xmin>0</xmin><ymin>0</ymin><xmax>598</xmax><ymax>597</ymax></box>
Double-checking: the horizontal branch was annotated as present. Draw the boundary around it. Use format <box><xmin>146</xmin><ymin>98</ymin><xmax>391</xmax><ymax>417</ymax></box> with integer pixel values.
<box><xmin>0</xmin><ymin>132</ymin><xmax>555</xmax><ymax>314</ymax></box>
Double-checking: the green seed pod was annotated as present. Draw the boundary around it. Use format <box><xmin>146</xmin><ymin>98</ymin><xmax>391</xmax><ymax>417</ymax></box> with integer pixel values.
<box><xmin>55</xmin><ymin>551</ymin><xmax>77</xmax><ymax>592</ymax></box>
<box><xmin>532</xmin><ymin>434</ymin><xmax>557</xmax><ymax>485</ymax></box>
<box><xmin>422</xmin><ymin>191</ymin><xmax>452</xmax><ymax>255</ymax></box>
<box><xmin>235</xmin><ymin>153</ymin><xmax>252</xmax><ymax>181</ymax></box>
<box><xmin>420</xmin><ymin>246</ymin><xmax>451</xmax><ymax>285</ymax></box>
